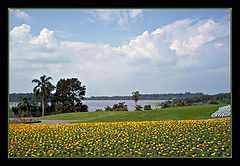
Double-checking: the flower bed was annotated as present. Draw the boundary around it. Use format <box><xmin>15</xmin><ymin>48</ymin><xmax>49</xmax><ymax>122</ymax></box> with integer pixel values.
<box><xmin>9</xmin><ymin>118</ymin><xmax>41</xmax><ymax>124</ymax></box>
<box><xmin>211</xmin><ymin>105</ymin><xmax>231</xmax><ymax>118</ymax></box>
<box><xmin>9</xmin><ymin>119</ymin><xmax>231</xmax><ymax>158</ymax></box>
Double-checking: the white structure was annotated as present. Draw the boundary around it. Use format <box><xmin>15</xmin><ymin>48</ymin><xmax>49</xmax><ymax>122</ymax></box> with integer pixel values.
<box><xmin>211</xmin><ymin>105</ymin><xmax>231</xmax><ymax>118</ymax></box>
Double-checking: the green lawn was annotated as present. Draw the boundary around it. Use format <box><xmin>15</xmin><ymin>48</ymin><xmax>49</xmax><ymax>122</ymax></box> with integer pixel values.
<box><xmin>37</xmin><ymin>104</ymin><xmax>226</xmax><ymax>122</ymax></box>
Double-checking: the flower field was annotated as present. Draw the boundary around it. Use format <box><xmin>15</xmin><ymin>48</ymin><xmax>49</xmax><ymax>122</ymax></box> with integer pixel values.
<box><xmin>9</xmin><ymin>119</ymin><xmax>231</xmax><ymax>158</ymax></box>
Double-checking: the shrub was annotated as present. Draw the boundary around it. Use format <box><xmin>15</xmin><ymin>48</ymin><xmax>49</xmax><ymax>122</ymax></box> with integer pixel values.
<box><xmin>104</xmin><ymin>106</ymin><xmax>113</xmax><ymax>111</ymax></box>
<box><xmin>208</xmin><ymin>99</ymin><xmax>218</xmax><ymax>104</ymax></box>
<box><xmin>160</xmin><ymin>101</ymin><xmax>171</xmax><ymax>109</ymax></box>
<box><xmin>79</xmin><ymin>104</ymin><xmax>88</xmax><ymax>112</ymax></box>
<box><xmin>135</xmin><ymin>105</ymin><xmax>143</xmax><ymax>111</ymax></box>
<box><xmin>105</xmin><ymin>102</ymin><xmax>128</xmax><ymax>111</ymax></box>
<box><xmin>96</xmin><ymin>108</ymin><xmax>104</xmax><ymax>112</ymax></box>
<box><xmin>175</xmin><ymin>100</ymin><xmax>185</xmax><ymax>107</ymax></box>
<box><xmin>11</xmin><ymin>107</ymin><xmax>19</xmax><ymax>117</ymax></box>
<box><xmin>144</xmin><ymin>104</ymin><xmax>152</xmax><ymax>111</ymax></box>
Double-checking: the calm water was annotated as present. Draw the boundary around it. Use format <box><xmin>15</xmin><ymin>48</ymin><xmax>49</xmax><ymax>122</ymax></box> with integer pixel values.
<box><xmin>9</xmin><ymin>100</ymin><xmax>166</xmax><ymax>112</ymax></box>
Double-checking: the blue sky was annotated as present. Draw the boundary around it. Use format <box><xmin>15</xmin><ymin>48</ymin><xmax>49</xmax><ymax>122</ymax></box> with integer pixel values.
<box><xmin>9</xmin><ymin>9</ymin><xmax>231</xmax><ymax>96</ymax></box>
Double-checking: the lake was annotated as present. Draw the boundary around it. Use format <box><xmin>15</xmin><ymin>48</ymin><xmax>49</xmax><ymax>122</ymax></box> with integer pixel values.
<box><xmin>9</xmin><ymin>100</ymin><xmax>166</xmax><ymax>112</ymax></box>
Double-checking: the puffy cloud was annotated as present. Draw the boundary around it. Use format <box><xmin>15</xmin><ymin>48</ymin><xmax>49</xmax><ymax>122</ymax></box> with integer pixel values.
<box><xmin>11</xmin><ymin>9</ymin><xmax>30</xmax><ymax>19</ymax></box>
<box><xmin>10</xmin><ymin>24</ymin><xmax>62</xmax><ymax>63</ymax></box>
<box><xmin>9</xmin><ymin>16</ymin><xmax>230</xmax><ymax>94</ymax></box>
<box><xmin>30</xmin><ymin>28</ymin><xmax>59</xmax><ymax>50</ymax></box>
<box><xmin>164</xmin><ymin>18</ymin><xmax>228</xmax><ymax>68</ymax></box>
<box><xmin>10</xmin><ymin>16</ymin><xmax>229</xmax><ymax>71</ymax></box>
<box><xmin>169</xmin><ymin>34</ymin><xmax>215</xmax><ymax>55</ymax></box>
<box><xmin>10</xmin><ymin>24</ymin><xmax>32</xmax><ymax>44</ymax></box>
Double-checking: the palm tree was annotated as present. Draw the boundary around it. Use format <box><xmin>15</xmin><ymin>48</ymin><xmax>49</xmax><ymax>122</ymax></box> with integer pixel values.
<box><xmin>132</xmin><ymin>91</ymin><xmax>140</xmax><ymax>107</ymax></box>
<box><xmin>32</xmin><ymin>75</ymin><xmax>55</xmax><ymax>116</ymax></box>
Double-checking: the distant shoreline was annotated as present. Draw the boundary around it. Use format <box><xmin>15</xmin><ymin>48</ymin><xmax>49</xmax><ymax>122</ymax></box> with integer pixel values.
<box><xmin>9</xmin><ymin>92</ymin><xmax>206</xmax><ymax>102</ymax></box>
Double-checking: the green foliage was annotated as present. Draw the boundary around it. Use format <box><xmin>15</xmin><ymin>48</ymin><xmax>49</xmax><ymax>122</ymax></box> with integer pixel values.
<box><xmin>104</xmin><ymin>102</ymin><xmax>128</xmax><ymax>111</ymax></box>
<box><xmin>11</xmin><ymin>107</ymin><xmax>20</xmax><ymax>117</ymax></box>
<box><xmin>144</xmin><ymin>104</ymin><xmax>152</xmax><ymax>111</ymax></box>
<box><xmin>84</xmin><ymin>92</ymin><xmax>205</xmax><ymax>100</ymax></box>
<box><xmin>135</xmin><ymin>105</ymin><xmax>143</xmax><ymax>111</ymax></box>
<box><xmin>79</xmin><ymin>104</ymin><xmax>88</xmax><ymax>112</ymax></box>
<box><xmin>32</xmin><ymin>75</ymin><xmax>55</xmax><ymax>101</ymax></box>
<box><xmin>32</xmin><ymin>75</ymin><xmax>55</xmax><ymax>116</ymax></box>
<box><xmin>208</xmin><ymin>99</ymin><xmax>218</xmax><ymax>104</ymax></box>
<box><xmin>54</xmin><ymin>78</ymin><xmax>87</xmax><ymax>113</ymax></box>
<box><xmin>160</xmin><ymin>101</ymin><xmax>171</xmax><ymax>108</ymax></box>
<box><xmin>132</xmin><ymin>91</ymin><xmax>141</xmax><ymax>106</ymax></box>
<box><xmin>112</xmin><ymin>102</ymin><xmax>128</xmax><ymax>111</ymax></box>
<box><xmin>95</xmin><ymin>108</ymin><xmax>104</xmax><ymax>112</ymax></box>
<box><xmin>175</xmin><ymin>100</ymin><xmax>185</xmax><ymax>107</ymax></box>
<box><xmin>104</xmin><ymin>106</ymin><xmax>113</xmax><ymax>111</ymax></box>
<box><xmin>174</xmin><ymin>93</ymin><xmax>230</xmax><ymax>105</ymax></box>
<box><xmin>159</xmin><ymin>93</ymin><xmax>230</xmax><ymax>109</ymax></box>
<box><xmin>11</xmin><ymin>97</ymin><xmax>41</xmax><ymax>117</ymax></box>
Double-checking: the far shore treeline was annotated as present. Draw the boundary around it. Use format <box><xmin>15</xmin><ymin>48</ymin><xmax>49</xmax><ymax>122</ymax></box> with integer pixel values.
<box><xmin>9</xmin><ymin>92</ymin><xmax>230</xmax><ymax>103</ymax></box>
<box><xmin>10</xmin><ymin>92</ymin><xmax>207</xmax><ymax>102</ymax></box>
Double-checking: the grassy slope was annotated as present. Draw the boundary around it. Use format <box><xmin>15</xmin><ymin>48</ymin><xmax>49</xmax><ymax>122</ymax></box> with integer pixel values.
<box><xmin>37</xmin><ymin>104</ymin><xmax>226</xmax><ymax>122</ymax></box>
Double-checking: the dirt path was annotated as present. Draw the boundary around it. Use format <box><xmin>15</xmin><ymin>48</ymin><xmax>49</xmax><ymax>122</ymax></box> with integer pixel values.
<box><xmin>200</xmin><ymin>117</ymin><xmax>231</xmax><ymax>120</ymax></box>
<box><xmin>31</xmin><ymin>120</ymin><xmax>84</xmax><ymax>125</ymax></box>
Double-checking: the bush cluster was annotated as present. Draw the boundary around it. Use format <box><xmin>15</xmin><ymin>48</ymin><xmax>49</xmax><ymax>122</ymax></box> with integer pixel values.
<box><xmin>95</xmin><ymin>103</ymin><xmax>153</xmax><ymax>112</ymax></box>
<box><xmin>11</xmin><ymin>100</ymin><xmax>88</xmax><ymax>117</ymax></box>
<box><xmin>11</xmin><ymin>101</ymin><xmax>42</xmax><ymax>117</ymax></box>
<box><xmin>103</xmin><ymin>102</ymin><xmax>128</xmax><ymax>111</ymax></box>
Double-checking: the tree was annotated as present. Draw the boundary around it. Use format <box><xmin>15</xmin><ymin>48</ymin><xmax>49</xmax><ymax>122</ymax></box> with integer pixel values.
<box><xmin>12</xmin><ymin>96</ymin><xmax>30</xmax><ymax>117</ymax></box>
<box><xmin>11</xmin><ymin>96</ymin><xmax>41</xmax><ymax>117</ymax></box>
<box><xmin>54</xmin><ymin>78</ymin><xmax>87</xmax><ymax>112</ymax></box>
<box><xmin>32</xmin><ymin>75</ymin><xmax>55</xmax><ymax>116</ymax></box>
<box><xmin>132</xmin><ymin>91</ymin><xmax>140</xmax><ymax>107</ymax></box>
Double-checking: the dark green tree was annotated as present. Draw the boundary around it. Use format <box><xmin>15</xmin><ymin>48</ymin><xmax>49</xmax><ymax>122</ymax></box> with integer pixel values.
<box><xmin>32</xmin><ymin>75</ymin><xmax>55</xmax><ymax>116</ymax></box>
<box><xmin>54</xmin><ymin>78</ymin><xmax>87</xmax><ymax>112</ymax></box>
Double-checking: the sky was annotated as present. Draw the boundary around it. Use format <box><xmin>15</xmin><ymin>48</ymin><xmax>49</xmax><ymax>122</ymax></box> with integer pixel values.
<box><xmin>9</xmin><ymin>9</ymin><xmax>231</xmax><ymax>97</ymax></box>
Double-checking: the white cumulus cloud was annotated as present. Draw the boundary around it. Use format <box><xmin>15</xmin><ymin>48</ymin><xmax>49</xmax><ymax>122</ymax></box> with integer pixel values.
<box><xmin>9</xmin><ymin>16</ymin><xmax>230</xmax><ymax>95</ymax></box>
<box><xmin>30</xmin><ymin>28</ymin><xmax>59</xmax><ymax>50</ymax></box>
<box><xmin>10</xmin><ymin>24</ymin><xmax>32</xmax><ymax>44</ymax></box>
